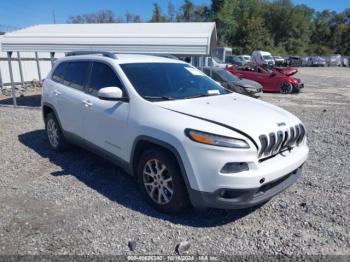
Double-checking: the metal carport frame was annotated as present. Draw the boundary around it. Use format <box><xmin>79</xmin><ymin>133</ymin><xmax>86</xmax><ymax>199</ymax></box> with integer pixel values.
<box><xmin>1</xmin><ymin>22</ymin><xmax>217</xmax><ymax>106</ymax></box>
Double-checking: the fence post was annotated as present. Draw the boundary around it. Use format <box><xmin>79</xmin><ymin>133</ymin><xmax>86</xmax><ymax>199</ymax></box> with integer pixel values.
<box><xmin>35</xmin><ymin>51</ymin><xmax>42</xmax><ymax>81</ymax></box>
<box><xmin>50</xmin><ymin>52</ymin><xmax>55</xmax><ymax>68</ymax></box>
<box><xmin>7</xmin><ymin>51</ymin><xmax>17</xmax><ymax>107</ymax></box>
<box><xmin>17</xmin><ymin>51</ymin><xmax>25</xmax><ymax>90</ymax></box>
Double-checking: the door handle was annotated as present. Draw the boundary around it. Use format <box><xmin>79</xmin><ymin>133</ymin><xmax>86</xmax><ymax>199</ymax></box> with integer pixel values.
<box><xmin>53</xmin><ymin>90</ymin><xmax>61</xmax><ymax>96</ymax></box>
<box><xmin>83</xmin><ymin>100</ymin><xmax>93</xmax><ymax>107</ymax></box>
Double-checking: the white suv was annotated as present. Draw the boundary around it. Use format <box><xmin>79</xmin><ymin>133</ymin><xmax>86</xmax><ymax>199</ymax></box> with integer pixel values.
<box><xmin>42</xmin><ymin>51</ymin><xmax>309</xmax><ymax>213</ymax></box>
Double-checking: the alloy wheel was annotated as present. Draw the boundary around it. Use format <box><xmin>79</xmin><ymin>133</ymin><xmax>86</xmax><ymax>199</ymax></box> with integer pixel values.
<box><xmin>143</xmin><ymin>159</ymin><xmax>174</xmax><ymax>205</ymax></box>
<box><xmin>47</xmin><ymin>118</ymin><xmax>59</xmax><ymax>148</ymax></box>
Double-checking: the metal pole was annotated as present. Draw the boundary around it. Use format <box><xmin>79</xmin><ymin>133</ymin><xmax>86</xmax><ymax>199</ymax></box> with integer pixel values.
<box><xmin>50</xmin><ymin>52</ymin><xmax>55</xmax><ymax>68</ymax></box>
<box><xmin>17</xmin><ymin>52</ymin><xmax>25</xmax><ymax>90</ymax></box>
<box><xmin>35</xmin><ymin>51</ymin><xmax>42</xmax><ymax>81</ymax></box>
<box><xmin>7</xmin><ymin>52</ymin><xmax>17</xmax><ymax>107</ymax></box>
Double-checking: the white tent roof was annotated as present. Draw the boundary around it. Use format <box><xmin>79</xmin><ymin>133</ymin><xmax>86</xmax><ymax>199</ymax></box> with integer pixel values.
<box><xmin>1</xmin><ymin>23</ymin><xmax>217</xmax><ymax>55</ymax></box>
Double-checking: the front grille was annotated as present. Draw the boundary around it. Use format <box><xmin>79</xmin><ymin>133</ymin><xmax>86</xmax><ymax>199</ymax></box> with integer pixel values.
<box><xmin>258</xmin><ymin>124</ymin><xmax>305</xmax><ymax>159</ymax></box>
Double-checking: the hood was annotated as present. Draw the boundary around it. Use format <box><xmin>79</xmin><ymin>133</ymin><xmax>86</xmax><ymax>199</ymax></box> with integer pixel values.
<box><xmin>234</xmin><ymin>78</ymin><xmax>262</xmax><ymax>90</ymax></box>
<box><xmin>275</xmin><ymin>67</ymin><xmax>298</xmax><ymax>76</ymax></box>
<box><xmin>158</xmin><ymin>94</ymin><xmax>300</xmax><ymax>146</ymax></box>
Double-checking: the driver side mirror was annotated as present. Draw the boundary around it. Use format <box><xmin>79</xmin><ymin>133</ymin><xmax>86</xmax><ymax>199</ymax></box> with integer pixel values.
<box><xmin>97</xmin><ymin>87</ymin><xmax>128</xmax><ymax>102</ymax></box>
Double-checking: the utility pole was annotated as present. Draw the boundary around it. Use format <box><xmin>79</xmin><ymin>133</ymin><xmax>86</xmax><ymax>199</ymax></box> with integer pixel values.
<box><xmin>52</xmin><ymin>10</ymin><xmax>56</xmax><ymax>24</ymax></box>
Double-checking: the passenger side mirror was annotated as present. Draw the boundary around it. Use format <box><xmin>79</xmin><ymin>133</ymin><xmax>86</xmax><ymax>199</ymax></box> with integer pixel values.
<box><xmin>97</xmin><ymin>87</ymin><xmax>128</xmax><ymax>101</ymax></box>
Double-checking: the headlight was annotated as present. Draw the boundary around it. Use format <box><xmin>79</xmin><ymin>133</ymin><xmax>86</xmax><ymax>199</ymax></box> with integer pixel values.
<box><xmin>185</xmin><ymin>129</ymin><xmax>250</xmax><ymax>148</ymax></box>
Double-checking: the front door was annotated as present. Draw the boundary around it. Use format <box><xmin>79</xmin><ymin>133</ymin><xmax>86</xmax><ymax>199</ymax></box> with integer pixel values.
<box><xmin>82</xmin><ymin>61</ymin><xmax>130</xmax><ymax>161</ymax></box>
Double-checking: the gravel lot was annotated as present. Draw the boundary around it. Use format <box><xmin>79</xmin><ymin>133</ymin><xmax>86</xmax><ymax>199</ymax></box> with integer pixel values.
<box><xmin>0</xmin><ymin>67</ymin><xmax>349</xmax><ymax>257</ymax></box>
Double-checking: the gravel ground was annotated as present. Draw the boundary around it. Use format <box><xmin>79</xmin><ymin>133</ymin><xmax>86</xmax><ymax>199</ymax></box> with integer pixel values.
<box><xmin>0</xmin><ymin>67</ymin><xmax>349</xmax><ymax>258</ymax></box>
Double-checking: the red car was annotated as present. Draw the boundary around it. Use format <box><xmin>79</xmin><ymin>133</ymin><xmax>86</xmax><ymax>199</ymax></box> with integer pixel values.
<box><xmin>274</xmin><ymin>67</ymin><xmax>298</xmax><ymax>76</ymax></box>
<box><xmin>226</xmin><ymin>65</ymin><xmax>303</xmax><ymax>93</ymax></box>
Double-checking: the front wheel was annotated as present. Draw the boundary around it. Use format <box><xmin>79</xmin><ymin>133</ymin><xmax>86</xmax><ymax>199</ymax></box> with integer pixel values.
<box><xmin>280</xmin><ymin>82</ymin><xmax>293</xmax><ymax>94</ymax></box>
<box><xmin>137</xmin><ymin>149</ymin><xmax>190</xmax><ymax>214</ymax></box>
<box><xmin>45</xmin><ymin>112</ymin><xmax>69</xmax><ymax>152</ymax></box>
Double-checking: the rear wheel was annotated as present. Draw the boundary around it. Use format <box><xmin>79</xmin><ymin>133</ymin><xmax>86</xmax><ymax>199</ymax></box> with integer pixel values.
<box><xmin>279</xmin><ymin>82</ymin><xmax>293</xmax><ymax>94</ymax></box>
<box><xmin>137</xmin><ymin>149</ymin><xmax>190</xmax><ymax>214</ymax></box>
<box><xmin>45</xmin><ymin>112</ymin><xmax>68</xmax><ymax>152</ymax></box>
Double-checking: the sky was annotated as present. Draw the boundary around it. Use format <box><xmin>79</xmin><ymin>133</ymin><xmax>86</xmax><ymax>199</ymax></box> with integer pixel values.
<box><xmin>0</xmin><ymin>0</ymin><xmax>349</xmax><ymax>30</ymax></box>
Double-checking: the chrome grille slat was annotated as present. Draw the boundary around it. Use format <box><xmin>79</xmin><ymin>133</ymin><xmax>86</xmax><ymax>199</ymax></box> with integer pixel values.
<box><xmin>288</xmin><ymin>127</ymin><xmax>296</xmax><ymax>146</ymax></box>
<box><xmin>258</xmin><ymin>124</ymin><xmax>305</xmax><ymax>160</ymax></box>
<box><xmin>258</xmin><ymin>135</ymin><xmax>268</xmax><ymax>158</ymax></box>
<box><xmin>297</xmin><ymin>124</ymin><xmax>305</xmax><ymax>145</ymax></box>
<box><xmin>272</xmin><ymin>131</ymin><xmax>284</xmax><ymax>154</ymax></box>
<box><xmin>264</xmin><ymin>133</ymin><xmax>276</xmax><ymax>155</ymax></box>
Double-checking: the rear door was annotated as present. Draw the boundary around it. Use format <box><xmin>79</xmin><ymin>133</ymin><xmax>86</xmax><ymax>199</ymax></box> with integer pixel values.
<box><xmin>82</xmin><ymin>61</ymin><xmax>130</xmax><ymax>160</ymax></box>
<box><xmin>55</xmin><ymin>61</ymin><xmax>91</xmax><ymax>137</ymax></box>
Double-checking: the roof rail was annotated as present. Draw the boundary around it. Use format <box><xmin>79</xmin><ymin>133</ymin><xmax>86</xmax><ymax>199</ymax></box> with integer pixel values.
<box><xmin>65</xmin><ymin>51</ymin><xmax>117</xmax><ymax>59</ymax></box>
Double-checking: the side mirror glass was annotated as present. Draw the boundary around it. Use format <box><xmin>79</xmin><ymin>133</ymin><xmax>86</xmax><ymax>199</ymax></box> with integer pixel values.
<box><xmin>97</xmin><ymin>86</ymin><xmax>127</xmax><ymax>101</ymax></box>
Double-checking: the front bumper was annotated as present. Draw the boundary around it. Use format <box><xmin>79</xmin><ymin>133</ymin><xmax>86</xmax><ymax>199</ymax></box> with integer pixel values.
<box><xmin>189</xmin><ymin>166</ymin><xmax>302</xmax><ymax>209</ymax></box>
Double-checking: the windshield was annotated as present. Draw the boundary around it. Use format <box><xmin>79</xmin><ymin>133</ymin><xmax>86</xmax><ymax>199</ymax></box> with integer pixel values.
<box><xmin>216</xmin><ymin>69</ymin><xmax>240</xmax><ymax>82</ymax></box>
<box><xmin>263</xmin><ymin>55</ymin><xmax>273</xmax><ymax>60</ymax></box>
<box><xmin>212</xmin><ymin>56</ymin><xmax>223</xmax><ymax>63</ymax></box>
<box><xmin>120</xmin><ymin>63</ymin><xmax>229</xmax><ymax>101</ymax></box>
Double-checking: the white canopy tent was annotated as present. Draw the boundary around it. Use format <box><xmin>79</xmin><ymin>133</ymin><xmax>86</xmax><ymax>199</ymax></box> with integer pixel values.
<box><xmin>0</xmin><ymin>22</ymin><xmax>217</xmax><ymax>106</ymax></box>
<box><xmin>1</xmin><ymin>23</ymin><xmax>217</xmax><ymax>54</ymax></box>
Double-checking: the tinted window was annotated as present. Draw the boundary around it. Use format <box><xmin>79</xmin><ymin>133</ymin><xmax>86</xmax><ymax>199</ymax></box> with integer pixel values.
<box><xmin>217</xmin><ymin>69</ymin><xmax>240</xmax><ymax>82</ymax></box>
<box><xmin>88</xmin><ymin>62</ymin><xmax>124</xmax><ymax>96</ymax></box>
<box><xmin>121</xmin><ymin>63</ymin><xmax>228</xmax><ymax>101</ymax></box>
<box><xmin>211</xmin><ymin>72</ymin><xmax>222</xmax><ymax>82</ymax></box>
<box><xmin>63</xmin><ymin>62</ymin><xmax>90</xmax><ymax>91</ymax></box>
<box><xmin>52</xmin><ymin>62</ymin><xmax>67</xmax><ymax>83</ymax></box>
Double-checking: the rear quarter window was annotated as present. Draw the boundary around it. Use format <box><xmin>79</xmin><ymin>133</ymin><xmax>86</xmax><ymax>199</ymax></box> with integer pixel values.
<box><xmin>52</xmin><ymin>62</ymin><xmax>67</xmax><ymax>83</ymax></box>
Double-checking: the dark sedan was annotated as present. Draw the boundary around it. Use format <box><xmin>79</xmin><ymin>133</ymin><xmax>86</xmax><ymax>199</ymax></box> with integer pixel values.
<box><xmin>203</xmin><ymin>67</ymin><xmax>262</xmax><ymax>98</ymax></box>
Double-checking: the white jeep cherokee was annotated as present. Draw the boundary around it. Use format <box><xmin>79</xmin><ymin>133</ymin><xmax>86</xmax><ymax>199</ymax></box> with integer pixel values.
<box><xmin>42</xmin><ymin>51</ymin><xmax>309</xmax><ymax>213</ymax></box>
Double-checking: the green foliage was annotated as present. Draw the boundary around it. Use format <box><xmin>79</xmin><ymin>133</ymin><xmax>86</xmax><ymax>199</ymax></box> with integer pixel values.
<box><xmin>67</xmin><ymin>1</ymin><xmax>350</xmax><ymax>55</ymax></box>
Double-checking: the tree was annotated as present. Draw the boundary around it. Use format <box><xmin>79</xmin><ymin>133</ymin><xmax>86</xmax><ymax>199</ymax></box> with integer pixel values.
<box><xmin>67</xmin><ymin>10</ymin><xmax>123</xmax><ymax>24</ymax></box>
<box><xmin>125</xmin><ymin>12</ymin><xmax>141</xmax><ymax>23</ymax></box>
<box><xmin>150</xmin><ymin>3</ymin><xmax>168</xmax><ymax>22</ymax></box>
<box><xmin>167</xmin><ymin>1</ymin><xmax>176</xmax><ymax>22</ymax></box>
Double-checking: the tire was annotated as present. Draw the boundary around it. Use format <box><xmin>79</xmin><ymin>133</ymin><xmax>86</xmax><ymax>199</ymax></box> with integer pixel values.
<box><xmin>45</xmin><ymin>112</ymin><xmax>69</xmax><ymax>152</ymax></box>
<box><xmin>137</xmin><ymin>148</ymin><xmax>190</xmax><ymax>214</ymax></box>
<box><xmin>279</xmin><ymin>82</ymin><xmax>293</xmax><ymax>94</ymax></box>
<box><xmin>293</xmin><ymin>86</ymin><xmax>301</xmax><ymax>94</ymax></box>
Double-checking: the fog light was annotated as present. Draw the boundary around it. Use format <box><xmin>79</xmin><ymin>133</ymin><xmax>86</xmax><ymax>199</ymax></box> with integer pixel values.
<box><xmin>220</xmin><ymin>162</ymin><xmax>249</xmax><ymax>174</ymax></box>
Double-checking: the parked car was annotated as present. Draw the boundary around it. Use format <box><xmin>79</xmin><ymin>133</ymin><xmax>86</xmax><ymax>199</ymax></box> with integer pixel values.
<box><xmin>326</xmin><ymin>55</ymin><xmax>342</xmax><ymax>67</ymax></box>
<box><xmin>301</xmin><ymin>57</ymin><xmax>309</xmax><ymax>67</ymax></box>
<box><xmin>251</xmin><ymin>50</ymin><xmax>275</xmax><ymax>67</ymax></box>
<box><xmin>286</xmin><ymin>56</ymin><xmax>303</xmax><ymax>67</ymax></box>
<box><xmin>203</xmin><ymin>67</ymin><xmax>262</xmax><ymax>98</ymax></box>
<box><xmin>274</xmin><ymin>67</ymin><xmax>298</xmax><ymax>76</ymax></box>
<box><xmin>226</xmin><ymin>64</ymin><xmax>304</xmax><ymax>94</ymax></box>
<box><xmin>213</xmin><ymin>47</ymin><xmax>232</xmax><ymax>64</ymax></box>
<box><xmin>273</xmin><ymin>56</ymin><xmax>285</xmax><ymax>66</ymax></box>
<box><xmin>239</xmin><ymin>55</ymin><xmax>252</xmax><ymax>63</ymax></box>
<box><xmin>42</xmin><ymin>51</ymin><xmax>308</xmax><ymax>213</ymax></box>
<box><xmin>341</xmin><ymin>56</ymin><xmax>349</xmax><ymax>67</ymax></box>
<box><xmin>204</xmin><ymin>56</ymin><xmax>228</xmax><ymax>68</ymax></box>
<box><xmin>225</xmin><ymin>55</ymin><xmax>248</xmax><ymax>66</ymax></box>
<box><xmin>307</xmin><ymin>56</ymin><xmax>326</xmax><ymax>67</ymax></box>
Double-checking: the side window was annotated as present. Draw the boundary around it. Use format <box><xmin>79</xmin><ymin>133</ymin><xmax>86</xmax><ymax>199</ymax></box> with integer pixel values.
<box><xmin>88</xmin><ymin>62</ymin><xmax>124</xmax><ymax>96</ymax></box>
<box><xmin>211</xmin><ymin>72</ymin><xmax>221</xmax><ymax>82</ymax></box>
<box><xmin>208</xmin><ymin>58</ymin><xmax>213</xmax><ymax>67</ymax></box>
<box><xmin>63</xmin><ymin>62</ymin><xmax>90</xmax><ymax>91</ymax></box>
<box><xmin>52</xmin><ymin>62</ymin><xmax>67</xmax><ymax>83</ymax></box>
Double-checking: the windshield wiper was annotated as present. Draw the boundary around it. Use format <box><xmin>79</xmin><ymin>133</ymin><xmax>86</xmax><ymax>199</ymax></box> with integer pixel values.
<box><xmin>183</xmin><ymin>93</ymin><xmax>222</xmax><ymax>100</ymax></box>
<box><xmin>143</xmin><ymin>96</ymin><xmax>177</xmax><ymax>101</ymax></box>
